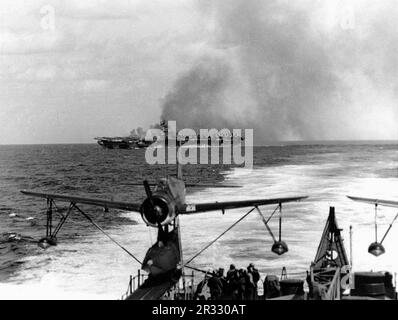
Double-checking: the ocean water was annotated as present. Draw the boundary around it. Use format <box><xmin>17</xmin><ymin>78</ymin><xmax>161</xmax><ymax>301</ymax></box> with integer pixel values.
<box><xmin>0</xmin><ymin>143</ymin><xmax>397</xmax><ymax>299</ymax></box>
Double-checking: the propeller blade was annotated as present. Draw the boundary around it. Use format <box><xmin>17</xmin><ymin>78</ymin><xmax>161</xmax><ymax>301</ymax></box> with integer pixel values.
<box><xmin>143</xmin><ymin>180</ymin><xmax>163</xmax><ymax>225</ymax></box>
<box><xmin>143</xmin><ymin>180</ymin><xmax>154</xmax><ymax>205</ymax></box>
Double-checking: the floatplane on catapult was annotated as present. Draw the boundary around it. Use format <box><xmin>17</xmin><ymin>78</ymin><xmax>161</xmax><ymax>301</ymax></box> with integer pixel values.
<box><xmin>21</xmin><ymin>159</ymin><xmax>307</xmax><ymax>299</ymax></box>
<box><xmin>20</xmin><ymin>163</ymin><xmax>398</xmax><ymax>300</ymax></box>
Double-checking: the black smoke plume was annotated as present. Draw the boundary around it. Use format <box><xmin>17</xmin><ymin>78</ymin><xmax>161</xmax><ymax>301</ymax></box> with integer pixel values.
<box><xmin>160</xmin><ymin>0</ymin><xmax>398</xmax><ymax>142</ymax></box>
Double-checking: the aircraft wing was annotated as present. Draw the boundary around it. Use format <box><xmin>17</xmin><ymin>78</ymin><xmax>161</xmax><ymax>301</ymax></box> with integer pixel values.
<box><xmin>21</xmin><ymin>190</ymin><xmax>142</xmax><ymax>212</ymax></box>
<box><xmin>347</xmin><ymin>195</ymin><xmax>398</xmax><ymax>208</ymax></box>
<box><xmin>127</xmin><ymin>182</ymin><xmax>241</xmax><ymax>188</ymax></box>
<box><xmin>180</xmin><ymin>196</ymin><xmax>308</xmax><ymax>214</ymax></box>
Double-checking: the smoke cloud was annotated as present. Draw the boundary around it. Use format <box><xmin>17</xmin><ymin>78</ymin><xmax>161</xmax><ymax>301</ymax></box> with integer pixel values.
<box><xmin>161</xmin><ymin>0</ymin><xmax>398</xmax><ymax>142</ymax></box>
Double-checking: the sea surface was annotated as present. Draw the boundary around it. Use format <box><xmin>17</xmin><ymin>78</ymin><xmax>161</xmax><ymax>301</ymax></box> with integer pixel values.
<box><xmin>0</xmin><ymin>143</ymin><xmax>397</xmax><ymax>299</ymax></box>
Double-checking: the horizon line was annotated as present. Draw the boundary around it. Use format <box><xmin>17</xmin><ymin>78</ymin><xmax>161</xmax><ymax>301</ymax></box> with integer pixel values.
<box><xmin>1</xmin><ymin>139</ymin><xmax>397</xmax><ymax>146</ymax></box>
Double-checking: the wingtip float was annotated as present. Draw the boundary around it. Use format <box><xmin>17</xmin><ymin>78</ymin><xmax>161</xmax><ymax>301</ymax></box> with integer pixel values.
<box><xmin>347</xmin><ymin>195</ymin><xmax>398</xmax><ymax>257</ymax></box>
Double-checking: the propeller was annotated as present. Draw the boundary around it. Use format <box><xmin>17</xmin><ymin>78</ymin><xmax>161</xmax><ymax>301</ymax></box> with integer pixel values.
<box><xmin>143</xmin><ymin>180</ymin><xmax>166</xmax><ymax>228</ymax></box>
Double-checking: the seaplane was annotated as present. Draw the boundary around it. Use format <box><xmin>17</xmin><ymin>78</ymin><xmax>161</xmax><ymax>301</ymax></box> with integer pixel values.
<box><xmin>21</xmin><ymin>161</ymin><xmax>308</xmax><ymax>300</ymax></box>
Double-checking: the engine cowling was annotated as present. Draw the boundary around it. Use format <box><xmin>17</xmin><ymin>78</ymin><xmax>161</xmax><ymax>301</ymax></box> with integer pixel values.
<box><xmin>140</xmin><ymin>192</ymin><xmax>176</xmax><ymax>227</ymax></box>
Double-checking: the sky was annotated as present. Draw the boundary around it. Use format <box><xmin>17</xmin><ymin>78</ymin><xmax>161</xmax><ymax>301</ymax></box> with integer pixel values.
<box><xmin>1</xmin><ymin>0</ymin><xmax>397</xmax><ymax>144</ymax></box>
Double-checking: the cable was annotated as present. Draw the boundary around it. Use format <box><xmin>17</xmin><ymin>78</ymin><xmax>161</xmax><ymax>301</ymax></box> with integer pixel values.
<box><xmin>72</xmin><ymin>203</ymin><xmax>142</xmax><ymax>265</ymax></box>
<box><xmin>184</xmin><ymin>207</ymin><xmax>255</xmax><ymax>266</ymax></box>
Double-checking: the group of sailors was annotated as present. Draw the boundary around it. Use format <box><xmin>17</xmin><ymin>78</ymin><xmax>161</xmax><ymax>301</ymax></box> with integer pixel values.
<box><xmin>194</xmin><ymin>263</ymin><xmax>260</xmax><ymax>300</ymax></box>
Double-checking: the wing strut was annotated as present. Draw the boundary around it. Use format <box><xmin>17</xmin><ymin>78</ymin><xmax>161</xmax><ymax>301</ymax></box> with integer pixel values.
<box><xmin>38</xmin><ymin>199</ymin><xmax>73</xmax><ymax>248</ymax></box>
<box><xmin>184</xmin><ymin>203</ymin><xmax>287</xmax><ymax>267</ymax></box>
<box><xmin>347</xmin><ymin>195</ymin><xmax>398</xmax><ymax>256</ymax></box>
<box><xmin>37</xmin><ymin>198</ymin><xmax>142</xmax><ymax>265</ymax></box>
<box><xmin>256</xmin><ymin>205</ymin><xmax>277</xmax><ymax>242</ymax></box>
<box><xmin>380</xmin><ymin>212</ymin><xmax>398</xmax><ymax>244</ymax></box>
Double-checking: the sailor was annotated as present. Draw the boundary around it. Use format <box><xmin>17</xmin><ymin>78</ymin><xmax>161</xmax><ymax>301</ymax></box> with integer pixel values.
<box><xmin>247</xmin><ymin>263</ymin><xmax>260</xmax><ymax>300</ymax></box>
<box><xmin>217</xmin><ymin>268</ymin><xmax>228</xmax><ymax>293</ymax></box>
<box><xmin>194</xmin><ymin>272</ymin><xmax>211</xmax><ymax>300</ymax></box>
<box><xmin>238</xmin><ymin>269</ymin><xmax>248</xmax><ymax>300</ymax></box>
<box><xmin>226</xmin><ymin>264</ymin><xmax>239</xmax><ymax>299</ymax></box>
<box><xmin>306</xmin><ymin>270</ymin><xmax>313</xmax><ymax>299</ymax></box>
<box><xmin>227</xmin><ymin>264</ymin><xmax>237</xmax><ymax>279</ymax></box>
<box><xmin>207</xmin><ymin>270</ymin><xmax>223</xmax><ymax>300</ymax></box>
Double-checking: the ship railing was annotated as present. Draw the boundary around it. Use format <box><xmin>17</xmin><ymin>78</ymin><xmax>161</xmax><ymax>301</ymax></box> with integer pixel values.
<box><xmin>173</xmin><ymin>271</ymin><xmax>196</xmax><ymax>300</ymax></box>
<box><xmin>121</xmin><ymin>270</ymin><xmax>148</xmax><ymax>300</ymax></box>
<box><xmin>121</xmin><ymin>270</ymin><xmax>195</xmax><ymax>300</ymax></box>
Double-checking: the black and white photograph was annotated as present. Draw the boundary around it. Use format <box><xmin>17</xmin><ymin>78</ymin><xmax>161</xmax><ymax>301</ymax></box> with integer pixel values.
<box><xmin>0</xmin><ymin>0</ymin><xmax>397</xmax><ymax>307</ymax></box>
